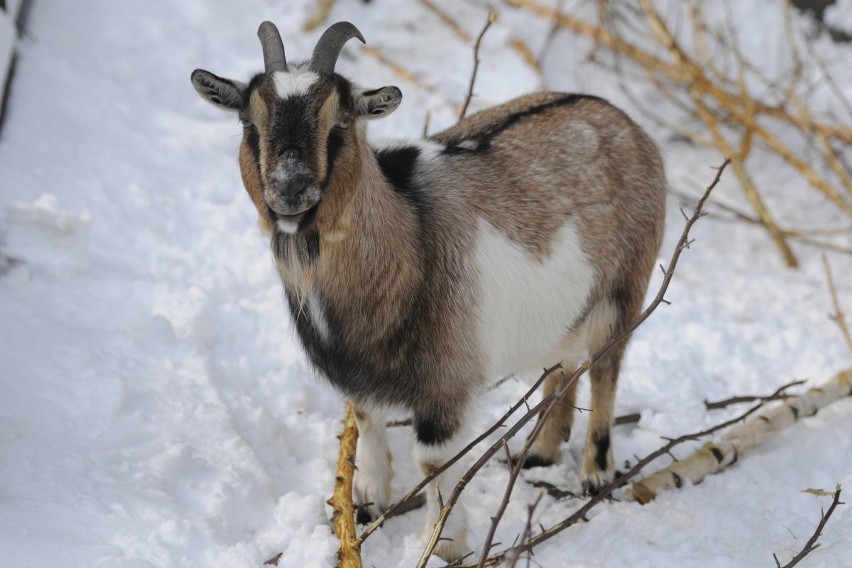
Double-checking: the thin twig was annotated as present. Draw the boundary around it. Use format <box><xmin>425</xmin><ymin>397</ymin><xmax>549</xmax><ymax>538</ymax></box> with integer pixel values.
<box><xmin>459</xmin><ymin>377</ymin><xmax>803</xmax><ymax>567</ymax></box>
<box><xmin>822</xmin><ymin>253</ymin><xmax>852</xmax><ymax>351</ymax></box>
<box><xmin>774</xmin><ymin>485</ymin><xmax>844</xmax><ymax>568</ymax></box>
<box><xmin>420</xmin><ymin>0</ymin><xmax>472</xmax><ymax>43</ymax></box>
<box><xmin>459</xmin><ymin>9</ymin><xmax>497</xmax><ymax>121</ymax></box>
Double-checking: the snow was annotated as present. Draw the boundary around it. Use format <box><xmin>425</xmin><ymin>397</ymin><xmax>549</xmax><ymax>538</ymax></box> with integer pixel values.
<box><xmin>0</xmin><ymin>1</ymin><xmax>850</xmax><ymax>567</ymax></box>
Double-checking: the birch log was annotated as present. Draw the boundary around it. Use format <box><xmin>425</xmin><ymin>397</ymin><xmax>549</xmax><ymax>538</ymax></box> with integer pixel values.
<box><xmin>328</xmin><ymin>401</ymin><xmax>363</xmax><ymax>568</ymax></box>
<box><xmin>631</xmin><ymin>369</ymin><xmax>852</xmax><ymax>504</ymax></box>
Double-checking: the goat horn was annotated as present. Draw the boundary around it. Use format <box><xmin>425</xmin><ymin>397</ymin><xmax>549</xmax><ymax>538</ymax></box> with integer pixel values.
<box><xmin>310</xmin><ymin>21</ymin><xmax>365</xmax><ymax>75</ymax></box>
<box><xmin>258</xmin><ymin>21</ymin><xmax>288</xmax><ymax>73</ymax></box>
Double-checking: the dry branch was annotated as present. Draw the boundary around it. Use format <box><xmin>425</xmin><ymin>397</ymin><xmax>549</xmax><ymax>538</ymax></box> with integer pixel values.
<box><xmin>822</xmin><ymin>254</ymin><xmax>852</xmax><ymax>351</ymax></box>
<box><xmin>303</xmin><ymin>0</ymin><xmax>337</xmax><ymax>32</ymax></box>
<box><xmin>460</xmin><ymin>9</ymin><xmax>497</xmax><ymax>121</ymax></box>
<box><xmin>774</xmin><ymin>485</ymin><xmax>845</xmax><ymax>568</ymax></box>
<box><xmin>507</xmin><ymin>0</ymin><xmax>852</xmax><ymax>266</ymax></box>
<box><xmin>361</xmin><ymin>45</ymin><xmax>439</xmax><ymax>95</ymax></box>
<box><xmin>630</xmin><ymin>369</ymin><xmax>852</xmax><ymax>504</ymax></box>
<box><xmin>420</xmin><ymin>0</ymin><xmax>471</xmax><ymax>43</ymax></box>
<box><xmin>328</xmin><ymin>401</ymin><xmax>362</xmax><ymax>568</ymax></box>
<box><xmin>455</xmin><ymin>377</ymin><xmax>805</xmax><ymax>568</ymax></box>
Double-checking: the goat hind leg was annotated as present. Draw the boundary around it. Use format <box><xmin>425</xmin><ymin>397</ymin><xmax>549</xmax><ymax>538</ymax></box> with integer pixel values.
<box><xmin>413</xmin><ymin>407</ymin><xmax>471</xmax><ymax>563</ymax></box>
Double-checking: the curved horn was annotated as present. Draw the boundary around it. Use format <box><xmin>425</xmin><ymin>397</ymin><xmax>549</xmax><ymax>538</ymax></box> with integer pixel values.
<box><xmin>309</xmin><ymin>21</ymin><xmax>365</xmax><ymax>75</ymax></box>
<box><xmin>257</xmin><ymin>21</ymin><xmax>287</xmax><ymax>73</ymax></box>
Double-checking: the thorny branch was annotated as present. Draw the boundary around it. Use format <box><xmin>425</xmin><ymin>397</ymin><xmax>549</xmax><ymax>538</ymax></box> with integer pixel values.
<box><xmin>456</xmin><ymin>377</ymin><xmax>804</xmax><ymax>568</ymax></box>
<box><xmin>774</xmin><ymin>486</ymin><xmax>844</xmax><ymax>568</ymax></box>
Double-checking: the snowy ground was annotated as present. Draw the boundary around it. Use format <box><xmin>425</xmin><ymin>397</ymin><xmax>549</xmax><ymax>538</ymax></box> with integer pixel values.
<box><xmin>1</xmin><ymin>1</ymin><xmax>850</xmax><ymax>567</ymax></box>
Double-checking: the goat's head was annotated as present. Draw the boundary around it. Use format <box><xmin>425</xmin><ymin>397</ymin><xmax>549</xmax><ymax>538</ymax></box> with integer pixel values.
<box><xmin>191</xmin><ymin>21</ymin><xmax>402</xmax><ymax>234</ymax></box>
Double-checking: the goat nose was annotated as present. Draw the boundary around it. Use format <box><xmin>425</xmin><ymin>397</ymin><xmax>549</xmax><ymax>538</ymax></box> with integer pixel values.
<box><xmin>276</xmin><ymin>174</ymin><xmax>311</xmax><ymax>198</ymax></box>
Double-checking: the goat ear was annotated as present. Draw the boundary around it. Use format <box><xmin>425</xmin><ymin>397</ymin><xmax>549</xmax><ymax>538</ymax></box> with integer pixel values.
<box><xmin>191</xmin><ymin>69</ymin><xmax>245</xmax><ymax>111</ymax></box>
<box><xmin>355</xmin><ymin>86</ymin><xmax>402</xmax><ymax>120</ymax></box>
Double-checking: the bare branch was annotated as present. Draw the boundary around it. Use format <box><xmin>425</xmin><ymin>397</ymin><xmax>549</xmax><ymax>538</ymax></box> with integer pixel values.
<box><xmin>822</xmin><ymin>253</ymin><xmax>852</xmax><ymax>351</ymax></box>
<box><xmin>774</xmin><ymin>485</ymin><xmax>844</xmax><ymax>568</ymax></box>
<box><xmin>459</xmin><ymin>9</ymin><xmax>497</xmax><ymax>121</ymax></box>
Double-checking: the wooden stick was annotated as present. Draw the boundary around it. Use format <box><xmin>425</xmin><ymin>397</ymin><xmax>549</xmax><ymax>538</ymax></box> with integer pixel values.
<box><xmin>630</xmin><ymin>369</ymin><xmax>852</xmax><ymax>504</ymax></box>
<box><xmin>328</xmin><ymin>401</ymin><xmax>362</xmax><ymax>568</ymax></box>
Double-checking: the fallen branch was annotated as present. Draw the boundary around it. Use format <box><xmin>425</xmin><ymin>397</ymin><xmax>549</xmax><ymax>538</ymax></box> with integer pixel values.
<box><xmin>328</xmin><ymin>401</ymin><xmax>362</xmax><ymax>568</ymax></box>
<box><xmin>630</xmin><ymin>369</ymin><xmax>852</xmax><ymax>504</ymax></box>
<box><xmin>456</xmin><ymin>375</ymin><xmax>804</xmax><ymax>568</ymax></box>
<box><xmin>774</xmin><ymin>485</ymin><xmax>844</xmax><ymax>568</ymax></box>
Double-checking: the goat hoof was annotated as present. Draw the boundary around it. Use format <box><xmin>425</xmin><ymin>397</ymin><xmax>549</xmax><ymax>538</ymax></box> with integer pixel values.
<box><xmin>580</xmin><ymin>470</ymin><xmax>614</xmax><ymax>496</ymax></box>
<box><xmin>520</xmin><ymin>454</ymin><xmax>555</xmax><ymax>469</ymax></box>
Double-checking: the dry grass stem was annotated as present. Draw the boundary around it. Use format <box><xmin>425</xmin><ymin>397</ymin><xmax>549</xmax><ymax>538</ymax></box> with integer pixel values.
<box><xmin>303</xmin><ymin>0</ymin><xmax>337</xmax><ymax>32</ymax></box>
<box><xmin>420</xmin><ymin>0</ymin><xmax>472</xmax><ymax>43</ymax></box>
<box><xmin>362</xmin><ymin>45</ymin><xmax>439</xmax><ymax>95</ymax></box>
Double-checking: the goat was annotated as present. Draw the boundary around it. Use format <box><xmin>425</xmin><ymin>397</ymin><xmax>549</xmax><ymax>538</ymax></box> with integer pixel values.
<box><xmin>191</xmin><ymin>21</ymin><xmax>666</xmax><ymax>561</ymax></box>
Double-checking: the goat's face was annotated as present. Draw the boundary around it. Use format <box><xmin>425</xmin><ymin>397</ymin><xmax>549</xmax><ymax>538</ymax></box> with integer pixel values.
<box><xmin>191</xmin><ymin>22</ymin><xmax>401</xmax><ymax>234</ymax></box>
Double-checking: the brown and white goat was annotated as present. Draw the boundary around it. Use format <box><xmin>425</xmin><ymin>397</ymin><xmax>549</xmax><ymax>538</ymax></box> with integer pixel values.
<box><xmin>191</xmin><ymin>21</ymin><xmax>666</xmax><ymax>561</ymax></box>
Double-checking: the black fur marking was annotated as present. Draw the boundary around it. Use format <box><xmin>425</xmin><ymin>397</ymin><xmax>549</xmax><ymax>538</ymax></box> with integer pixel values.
<box><xmin>375</xmin><ymin>146</ymin><xmax>421</xmax><ymax>195</ymax></box>
<box><xmin>672</xmin><ymin>471</ymin><xmax>683</xmax><ymax>489</ymax></box>
<box><xmin>790</xmin><ymin>404</ymin><xmax>799</xmax><ymax>420</ymax></box>
<box><xmin>271</xmin><ymin>228</ymin><xmax>321</xmax><ymax>266</ymax></box>
<box><xmin>271</xmin><ymin>96</ymin><xmax>316</xmax><ymax>159</ymax></box>
<box><xmin>522</xmin><ymin>454</ymin><xmax>555</xmax><ymax>469</ymax></box>
<box><xmin>356</xmin><ymin>507</ymin><xmax>373</xmax><ymax>525</ymax></box>
<box><xmin>593</xmin><ymin>431</ymin><xmax>611</xmax><ymax>471</ymax></box>
<box><xmin>439</xmin><ymin>94</ymin><xmax>602</xmax><ymax>153</ymax></box>
<box><xmin>709</xmin><ymin>445</ymin><xmax>725</xmax><ymax>464</ymax></box>
<box><xmin>324</xmin><ymin>129</ymin><xmax>345</xmax><ymax>186</ymax></box>
<box><xmin>414</xmin><ymin>413</ymin><xmax>457</xmax><ymax>446</ymax></box>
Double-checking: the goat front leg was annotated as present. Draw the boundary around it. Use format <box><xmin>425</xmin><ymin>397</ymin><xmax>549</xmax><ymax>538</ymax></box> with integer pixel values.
<box><xmin>413</xmin><ymin>406</ymin><xmax>471</xmax><ymax>563</ymax></box>
<box><xmin>352</xmin><ymin>404</ymin><xmax>394</xmax><ymax>524</ymax></box>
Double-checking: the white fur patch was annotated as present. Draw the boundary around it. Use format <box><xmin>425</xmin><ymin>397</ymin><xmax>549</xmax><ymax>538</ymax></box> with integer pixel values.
<box><xmin>306</xmin><ymin>289</ymin><xmax>330</xmax><ymax>343</ymax></box>
<box><xmin>474</xmin><ymin>220</ymin><xmax>595</xmax><ymax>379</ymax></box>
<box><xmin>353</xmin><ymin>410</ymin><xmax>393</xmax><ymax>512</ymax></box>
<box><xmin>276</xmin><ymin>219</ymin><xmax>299</xmax><ymax>234</ymax></box>
<box><xmin>273</xmin><ymin>70</ymin><xmax>320</xmax><ymax>99</ymax></box>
